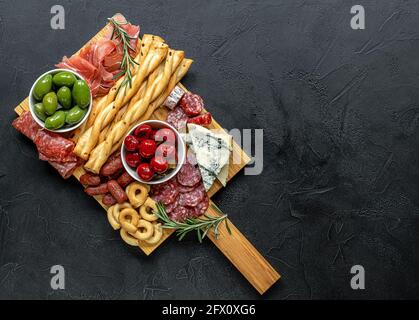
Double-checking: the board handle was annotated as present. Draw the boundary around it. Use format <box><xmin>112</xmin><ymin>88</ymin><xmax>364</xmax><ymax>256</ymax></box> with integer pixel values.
<box><xmin>207</xmin><ymin>202</ymin><xmax>280</xmax><ymax>294</ymax></box>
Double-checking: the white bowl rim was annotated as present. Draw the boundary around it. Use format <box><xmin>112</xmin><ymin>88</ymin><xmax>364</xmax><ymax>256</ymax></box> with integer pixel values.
<box><xmin>121</xmin><ymin>120</ymin><xmax>186</xmax><ymax>185</ymax></box>
<box><xmin>29</xmin><ymin>68</ymin><xmax>92</xmax><ymax>133</ymax></box>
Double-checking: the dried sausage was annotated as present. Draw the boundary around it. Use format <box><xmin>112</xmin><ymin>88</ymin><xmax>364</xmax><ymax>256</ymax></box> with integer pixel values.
<box><xmin>85</xmin><ymin>183</ymin><xmax>108</xmax><ymax>196</ymax></box>
<box><xmin>102</xmin><ymin>193</ymin><xmax>117</xmax><ymax>206</ymax></box>
<box><xmin>100</xmin><ymin>152</ymin><xmax>123</xmax><ymax>177</ymax></box>
<box><xmin>80</xmin><ymin>173</ymin><xmax>101</xmax><ymax>186</ymax></box>
<box><xmin>107</xmin><ymin>180</ymin><xmax>128</xmax><ymax>204</ymax></box>
<box><xmin>117</xmin><ymin>171</ymin><xmax>135</xmax><ymax>188</ymax></box>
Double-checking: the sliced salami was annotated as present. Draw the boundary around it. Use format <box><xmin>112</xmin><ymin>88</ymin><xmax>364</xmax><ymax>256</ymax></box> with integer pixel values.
<box><xmin>166</xmin><ymin>106</ymin><xmax>188</xmax><ymax>132</ymax></box>
<box><xmin>179</xmin><ymin>92</ymin><xmax>204</xmax><ymax>117</ymax></box>
<box><xmin>150</xmin><ymin>180</ymin><xmax>179</xmax><ymax>205</ymax></box>
<box><xmin>192</xmin><ymin>194</ymin><xmax>210</xmax><ymax>217</ymax></box>
<box><xmin>178</xmin><ymin>184</ymin><xmax>205</xmax><ymax>207</ymax></box>
<box><xmin>177</xmin><ymin>163</ymin><xmax>201</xmax><ymax>187</ymax></box>
<box><xmin>47</xmin><ymin>159</ymin><xmax>82</xmax><ymax>179</ymax></box>
<box><xmin>34</xmin><ymin>130</ymin><xmax>77</xmax><ymax>163</ymax></box>
<box><xmin>12</xmin><ymin>111</ymin><xmax>40</xmax><ymax>141</ymax></box>
<box><xmin>170</xmin><ymin>205</ymin><xmax>195</xmax><ymax>222</ymax></box>
<box><xmin>165</xmin><ymin>195</ymin><xmax>179</xmax><ymax>214</ymax></box>
<box><xmin>177</xmin><ymin>184</ymin><xmax>197</xmax><ymax>193</ymax></box>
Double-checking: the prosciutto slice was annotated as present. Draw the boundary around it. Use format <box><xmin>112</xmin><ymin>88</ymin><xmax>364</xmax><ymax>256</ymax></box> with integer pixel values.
<box><xmin>56</xmin><ymin>14</ymin><xmax>140</xmax><ymax>97</ymax></box>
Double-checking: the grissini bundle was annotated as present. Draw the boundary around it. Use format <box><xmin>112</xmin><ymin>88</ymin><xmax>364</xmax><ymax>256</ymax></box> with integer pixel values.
<box><xmin>74</xmin><ymin>41</ymin><xmax>168</xmax><ymax>160</ymax></box>
<box><xmin>72</xmin><ymin>37</ymin><xmax>144</xmax><ymax>143</ymax></box>
<box><xmin>104</xmin><ymin>36</ymin><xmax>148</xmax><ymax>107</ymax></box>
<box><xmin>113</xmin><ymin>35</ymin><xmax>165</xmax><ymax>109</ymax></box>
<box><xmin>84</xmin><ymin>49</ymin><xmax>185</xmax><ymax>173</ymax></box>
<box><xmin>99</xmin><ymin>80</ymin><xmax>148</xmax><ymax>143</ymax></box>
<box><xmin>108</xmin><ymin>58</ymin><xmax>193</xmax><ymax>155</ymax></box>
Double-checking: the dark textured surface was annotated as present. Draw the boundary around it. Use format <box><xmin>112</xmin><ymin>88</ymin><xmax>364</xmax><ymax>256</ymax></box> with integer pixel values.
<box><xmin>1</xmin><ymin>0</ymin><xmax>419</xmax><ymax>299</ymax></box>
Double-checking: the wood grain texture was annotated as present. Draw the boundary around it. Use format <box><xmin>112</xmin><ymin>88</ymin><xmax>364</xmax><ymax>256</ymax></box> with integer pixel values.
<box><xmin>207</xmin><ymin>202</ymin><xmax>280</xmax><ymax>294</ymax></box>
<box><xmin>13</xmin><ymin>15</ymin><xmax>279</xmax><ymax>294</ymax></box>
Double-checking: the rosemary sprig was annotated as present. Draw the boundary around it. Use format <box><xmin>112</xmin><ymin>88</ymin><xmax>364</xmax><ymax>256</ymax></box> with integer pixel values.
<box><xmin>155</xmin><ymin>202</ymin><xmax>232</xmax><ymax>243</ymax></box>
<box><xmin>108</xmin><ymin>17</ymin><xmax>138</xmax><ymax>91</ymax></box>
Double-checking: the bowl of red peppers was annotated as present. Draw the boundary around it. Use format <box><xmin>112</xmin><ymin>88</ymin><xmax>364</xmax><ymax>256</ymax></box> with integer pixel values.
<box><xmin>121</xmin><ymin>120</ymin><xmax>186</xmax><ymax>185</ymax></box>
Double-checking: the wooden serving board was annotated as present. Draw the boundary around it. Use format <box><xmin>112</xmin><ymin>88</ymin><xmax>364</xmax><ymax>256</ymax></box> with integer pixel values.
<box><xmin>14</xmin><ymin>16</ymin><xmax>280</xmax><ymax>294</ymax></box>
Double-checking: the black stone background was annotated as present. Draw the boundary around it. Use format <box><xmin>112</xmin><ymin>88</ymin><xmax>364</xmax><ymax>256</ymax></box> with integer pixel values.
<box><xmin>1</xmin><ymin>0</ymin><xmax>419</xmax><ymax>300</ymax></box>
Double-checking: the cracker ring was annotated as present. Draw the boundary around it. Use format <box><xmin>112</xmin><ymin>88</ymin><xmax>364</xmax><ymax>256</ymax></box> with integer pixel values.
<box><xmin>119</xmin><ymin>208</ymin><xmax>140</xmax><ymax>233</ymax></box>
<box><xmin>140</xmin><ymin>197</ymin><xmax>158</xmax><ymax>222</ymax></box>
<box><xmin>144</xmin><ymin>223</ymin><xmax>163</xmax><ymax>245</ymax></box>
<box><xmin>126</xmin><ymin>182</ymin><xmax>149</xmax><ymax>208</ymax></box>
<box><xmin>107</xmin><ymin>202</ymin><xmax>132</xmax><ymax>230</ymax></box>
<box><xmin>107</xmin><ymin>205</ymin><xmax>121</xmax><ymax>230</ymax></box>
<box><xmin>120</xmin><ymin>229</ymin><xmax>138</xmax><ymax>246</ymax></box>
<box><xmin>131</xmin><ymin>219</ymin><xmax>154</xmax><ymax>240</ymax></box>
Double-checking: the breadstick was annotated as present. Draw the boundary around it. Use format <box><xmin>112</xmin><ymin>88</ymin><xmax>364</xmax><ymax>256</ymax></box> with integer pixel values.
<box><xmin>108</xmin><ymin>58</ymin><xmax>193</xmax><ymax>155</ymax></box>
<box><xmin>84</xmin><ymin>36</ymin><xmax>163</xmax><ymax>146</ymax></box>
<box><xmin>74</xmin><ymin>42</ymin><xmax>168</xmax><ymax>160</ymax></box>
<box><xmin>104</xmin><ymin>37</ymin><xmax>145</xmax><ymax>106</ymax></box>
<box><xmin>85</xmin><ymin>49</ymin><xmax>184</xmax><ymax>173</ymax></box>
<box><xmin>100</xmin><ymin>80</ymin><xmax>148</xmax><ymax>143</ymax></box>
<box><xmin>139</xmin><ymin>58</ymin><xmax>193</xmax><ymax>122</ymax></box>
<box><xmin>114</xmin><ymin>36</ymin><xmax>165</xmax><ymax>109</ymax></box>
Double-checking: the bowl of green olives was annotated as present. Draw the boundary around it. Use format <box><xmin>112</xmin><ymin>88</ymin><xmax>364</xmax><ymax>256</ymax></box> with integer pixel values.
<box><xmin>29</xmin><ymin>69</ymin><xmax>92</xmax><ymax>132</ymax></box>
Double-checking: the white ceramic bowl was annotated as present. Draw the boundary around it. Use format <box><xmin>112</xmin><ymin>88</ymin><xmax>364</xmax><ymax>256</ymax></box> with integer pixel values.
<box><xmin>121</xmin><ymin>120</ymin><xmax>186</xmax><ymax>185</ymax></box>
<box><xmin>29</xmin><ymin>68</ymin><xmax>92</xmax><ymax>133</ymax></box>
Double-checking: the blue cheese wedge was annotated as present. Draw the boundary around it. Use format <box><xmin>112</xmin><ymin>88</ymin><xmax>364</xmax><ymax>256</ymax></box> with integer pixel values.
<box><xmin>187</xmin><ymin>124</ymin><xmax>232</xmax><ymax>191</ymax></box>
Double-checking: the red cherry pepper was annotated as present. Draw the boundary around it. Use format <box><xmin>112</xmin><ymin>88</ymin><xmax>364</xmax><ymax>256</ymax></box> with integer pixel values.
<box><xmin>125</xmin><ymin>152</ymin><xmax>141</xmax><ymax>168</ymax></box>
<box><xmin>150</xmin><ymin>156</ymin><xmax>169</xmax><ymax>174</ymax></box>
<box><xmin>149</xmin><ymin>129</ymin><xmax>157</xmax><ymax>140</ymax></box>
<box><xmin>124</xmin><ymin>135</ymin><xmax>140</xmax><ymax>152</ymax></box>
<box><xmin>154</xmin><ymin>128</ymin><xmax>176</xmax><ymax>145</ymax></box>
<box><xmin>139</xmin><ymin>139</ymin><xmax>157</xmax><ymax>158</ymax></box>
<box><xmin>134</xmin><ymin>124</ymin><xmax>152</xmax><ymax>139</ymax></box>
<box><xmin>155</xmin><ymin>144</ymin><xmax>176</xmax><ymax>165</ymax></box>
<box><xmin>136</xmin><ymin>163</ymin><xmax>154</xmax><ymax>181</ymax></box>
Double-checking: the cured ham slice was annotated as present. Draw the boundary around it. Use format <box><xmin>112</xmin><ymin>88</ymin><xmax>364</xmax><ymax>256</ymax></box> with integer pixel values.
<box><xmin>56</xmin><ymin>14</ymin><xmax>139</xmax><ymax>97</ymax></box>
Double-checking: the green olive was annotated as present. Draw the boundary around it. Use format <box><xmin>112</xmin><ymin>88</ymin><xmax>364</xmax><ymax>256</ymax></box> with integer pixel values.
<box><xmin>65</xmin><ymin>105</ymin><xmax>86</xmax><ymax>125</ymax></box>
<box><xmin>57</xmin><ymin>86</ymin><xmax>72</xmax><ymax>109</ymax></box>
<box><xmin>45</xmin><ymin>111</ymin><xmax>66</xmax><ymax>130</ymax></box>
<box><xmin>33</xmin><ymin>103</ymin><xmax>47</xmax><ymax>121</ymax></box>
<box><xmin>42</xmin><ymin>92</ymin><xmax>58</xmax><ymax>115</ymax></box>
<box><xmin>53</xmin><ymin>71</ymin><xmax>77</xmax><ymax>87</ymax></box>
<box><xmin>72</xmin><ymin>80</ymin><xmax>91</xmax><ymax>108</ymax></box>
<box><xmin>33</xmin><ymin>74</ymin><xmax>52</xmax><ymax>101</ymax></box>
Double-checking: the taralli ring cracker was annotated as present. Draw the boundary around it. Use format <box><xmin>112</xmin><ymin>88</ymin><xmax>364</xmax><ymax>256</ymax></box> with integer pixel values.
<box><xmin>140</xmin><ymin>197</ymin><xmax>158</xmax><ymax>222</ymax></box>
<box><xmin>126</xmin><ymin>182</ymin><xmax>149</xmax><ymax>208</ymax></box>
<box><xmin>132</xmin><ymin>219</ymin><xmax>154</xmax><ymax>240</ymax></box>
<box><xmin>119</xmin><ymin>208</ymin><xmax>140</xmax><ymax>233</ymax></box>
<box><xmin>145</xmin><ymin>223</ymin><xmax>163</xmax><ymax>245</ymax></box>
<box><xmin>120</xmin><ymin>229</ymin><xmax>139</xmax><ymax>246</ymax></box>
<box><xmin>107</xmin><ymin>202</ymin><xmax>132</xmax><ymax>230</ymax></box>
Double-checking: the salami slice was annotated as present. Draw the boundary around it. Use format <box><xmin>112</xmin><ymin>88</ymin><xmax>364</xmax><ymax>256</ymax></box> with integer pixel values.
<box><xmin>178</xmin><ymin>184</ymin><xmax>205</xmax><ymax>207</ymax></box>
<box><xmin>13</xmin><ymin>112</ymin><xmax>82</xmax><ymax>179</ymax></box>
<box><xmin>179</xmin><ymin>92</ymin><xmax>204</xmax><ymax>117</ymax></box>
<box><xmin>177</xmin><ymin>163</ymin><xmax>201</xmax><ymax>187</ymax></box>
<box><xmin>47</xmin><ymin>159</ymin><xmax>82</xmax><ymax>179</ymax></box>
<box><xmin>34</xmin><ymin>130</ymin><xmax>78</xmax><ymax>162</ymax></box>
<box><xmin>150</xmin><ymin>180</ymin><xmax>179</xmax><ymax>205</ymax></box>
<box><xmin>12</xmin><ymin>112</ymin><xmax>41</xmax><ymax>141</ymax></box>
<box><xmin>192</xmin><ymin>194</ymin><xmax>210</xmax><ymax>217</ymax></box>
<box><xmin>177</xmin><ymin>184</ymin><xmax>197</xmax><ymax>193</ymax></box>
<box><xmin>170</xmin><ymin>205</ymin><xmax>195</xmax><ymax>222</ymax></box>
<box><xmin>165</xmin><ymin>195</ymin><xmax>179</xmax><ymax>214</ymax></box>
<box><xmin>166</xmin><ymin>106</ymin><xmax>188</xmax><ymax>132</ymax></box>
